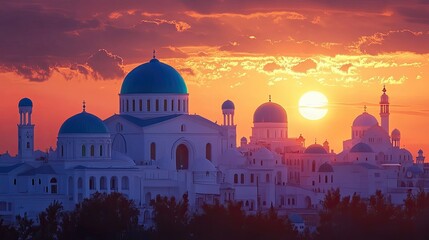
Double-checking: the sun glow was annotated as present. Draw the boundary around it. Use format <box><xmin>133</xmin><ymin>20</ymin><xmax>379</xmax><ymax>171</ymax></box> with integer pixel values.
<box><xmin>298</xmin><ymin>91</ymin><xmax>328</xmax><ymax>120</ymax></box>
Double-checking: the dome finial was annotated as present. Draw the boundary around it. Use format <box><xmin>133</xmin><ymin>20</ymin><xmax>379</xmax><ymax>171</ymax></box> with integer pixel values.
<box><xmin>82</xmin><ymin>100</ymin><xmax>86</xmax><ymax>112</ymax></box>
<box><xmin>269</xmin><ymin>95</ymin><xmax>271</xmax><ymax>102</ymax></box>
<box><xmin>364</xmin><ymin>105</ymin><xmax>367</xmax><ymax>112</ymax></box>
<box><xmin>153</xmin><ymin>49</ymin><xmax>156</xmax><ymax>59</ymax></box>
<box><xmin>382</xmin><ymin>84</ymin><xmax>386</xmax><ymax>93</ymax></box>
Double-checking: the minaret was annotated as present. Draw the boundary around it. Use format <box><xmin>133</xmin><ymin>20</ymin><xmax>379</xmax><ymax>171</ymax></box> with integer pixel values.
<box><xmin>221</xmin><ymin>100</ymin><xmax>236</xmax><ymax>149</ymax></box>
<box><xmin>17</xmin><ymin>98</ymin><xmax>35</xmax><ymax>160</ymax></box>
<box><xmin>416</xmin><ymin>149</ymin><xmax>425</xmax><ymax>166</ymax></box>
<box><xmin>380</xmin><ymin>85</ymin><xmax>389</xmax><ymax>133</ymax></box>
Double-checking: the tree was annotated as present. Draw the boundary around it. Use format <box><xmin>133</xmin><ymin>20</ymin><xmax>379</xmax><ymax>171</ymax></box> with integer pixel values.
<box><xmin>150</xmin><ymin>193</ymin><xmax>189</xmax><ymax>240</ymax></box>
<box><xmin>0</xmin><ymin>218</ymin><xmax>18</xmax><ymax>240</ymax></box>
<box><xmin>15</xmin><ymin>213</ymin><xmax>35</xmax><ymax>240</ymax></box>
<box><xmin>35</xmin><ymin>200</ymin><xmax>64</xmax><ymax>240</ymax></box>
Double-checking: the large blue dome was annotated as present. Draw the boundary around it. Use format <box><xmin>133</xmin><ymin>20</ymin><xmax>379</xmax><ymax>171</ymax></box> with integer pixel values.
<box><xmin>120</xmin><ymin>58</ymin><xmax>187</xmax><ymax>94</ymax></box>
<box><xmin>253</xmin><ymin>102</ymin><xmax>287</xmax><ymax>123</ymax></box>
<box><xmin>19</xmin><ymin>98</ymin><xmax>33</xmax><ymax>107</ymax></box>
<box><xmin>59</xmin><ymin>111</ymin><xmax>108</xmax><ymax>134</ymax></box>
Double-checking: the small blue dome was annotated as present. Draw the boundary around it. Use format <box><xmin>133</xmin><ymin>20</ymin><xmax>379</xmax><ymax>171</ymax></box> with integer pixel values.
<box><xmin>18</xmin><ymin>98</ymin><xmax>33</xmax><ymax>107</ymax></box>
<box><xmin>350</xmin><ymin>142</ymin><xmax>373</xmax><ymax>153</ymax></box>
<box><xmin>253</xmin><ymin>102</ymin><xmax>287</xmax><ymax>123</ymax></box>
<box><xmin>222</xmin><ymin>100</ymin><xmax>235</xmax><ymax>110</ymax></box>
<box><xmin>59</xmin><ymin>111</ymin><xmax>108</xmax><ymax>134</ymax></box>
<box><xmin>120</xmin><ymin>58</ymin><xmax>187</xmax><ymax>94</ymax></box>
<box><xmin>304</xmin><ymin>144</ymin><xmax>327</xmax><ymax>154</ymax></box>
<box><xmin>318</xmin><ymin>162</ymin><xmax>334</xmax><ymax>172</ymax></box>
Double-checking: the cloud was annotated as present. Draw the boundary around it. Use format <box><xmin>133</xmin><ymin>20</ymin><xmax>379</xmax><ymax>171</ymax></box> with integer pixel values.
<box><xmin>86</xmin><ymin>49</ymin><xmax>125</xmax><ymax>80</ymax></box>
<box><xmin>339</xmin><ymin>63</ymin><xmax>353</xmax><ymax>73</ymax></box>
<box><xmin>178</xmin><ymin>67</ymin><xmax>195</xmax><ymax>76</ymax></box>
<box><xmin>141</xmin><ymin>18</ymin><xmax>191</xmax><ymax>32</ymax></box>
<box><xmin>263</xmin><ymin>62</ymin><xmax>283</xmax><ymax>72</ymax></box>
<box><xmin>291</xmin><ymin>59</ymin><xmax>317</xmax><ymax>73</ymax></box>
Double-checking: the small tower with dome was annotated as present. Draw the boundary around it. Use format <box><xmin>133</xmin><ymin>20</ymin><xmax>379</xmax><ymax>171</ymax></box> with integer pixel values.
<box><xmin>391</xmin><ymin>128</ymin><xmax>400</xmax><ymax>148</ymax></box>
<box><xmin>416</xmin><ymin>149</ymin><xmax>425</xmax><ymax>166</ymax></box>
<box><xmin>380</xmin><ymin>85</ymin><xmax>390</xmax><ymax>133</ymax></box>
<box><xmin>221</xmin><ymin>100</ymin><xmax>237</xmax><ymax>149</ymax></box>
<box><xmin>18</xmin><ymin>98</ymin><xmax>35</xmax><ymax>160</ymax></box>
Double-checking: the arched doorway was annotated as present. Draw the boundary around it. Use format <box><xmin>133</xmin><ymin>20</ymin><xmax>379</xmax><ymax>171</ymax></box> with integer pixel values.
<box><xmin>176</xmin><ymin>144</ymin><xmax>189</xmax><ymax>170</ymax></box>
<box><xmin>112</xmin><ymin>134</ymin><xmax>127</xmax><ymax>154</ymax></box>
<box><xmin>305</xmin><ymin>196</ymin><xmax>312</xmax><ymax>209</ymax></box>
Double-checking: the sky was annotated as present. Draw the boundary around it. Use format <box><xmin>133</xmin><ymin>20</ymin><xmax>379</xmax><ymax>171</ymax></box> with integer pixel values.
<box><xmin>1</xmin><ymin>0</ymin><xmax>429</xmax><ymax>157</ymax></box>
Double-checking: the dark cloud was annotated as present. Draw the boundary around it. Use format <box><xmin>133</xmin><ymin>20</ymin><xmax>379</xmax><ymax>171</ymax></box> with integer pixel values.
<box><xmin>263</xmin><ymin>62</ymin><xmax>283</xmax><ymax>72</ymax></box>
<box><xmin>86</xmin><ymin>49</ymin><xmax>125</xmax><ymax>80</ymax></box>
<box><xmin>291</xmin><ymin>59</ymin><xmax>317</xmax><ymax>73</ymax></box>
<box><xmin>397</xmin><ymin>7</ymin><xmax>429</xmax><ymax>24</ymax></box>
<box><xmin>179</xmin><ymin>67</ymin><xmax>195</xmax><ymax>76</ymax></box>
<box><xmin>339</xmin><ymin>63</ymin><xmax>353</xmax><ymax>73</ymax></box>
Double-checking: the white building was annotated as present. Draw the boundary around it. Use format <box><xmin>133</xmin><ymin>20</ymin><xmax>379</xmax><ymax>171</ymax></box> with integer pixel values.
<box><xmin>0</xmin><ymin>56</ymin><xmax>426</xmax><ymax>224</ymax></box>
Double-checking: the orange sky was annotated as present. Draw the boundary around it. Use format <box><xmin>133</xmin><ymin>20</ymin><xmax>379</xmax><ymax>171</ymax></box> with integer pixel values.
<box><xmin>1</xmin><ymin>1</ymin><xmax>428</xmax><ymax>157</ymax></box>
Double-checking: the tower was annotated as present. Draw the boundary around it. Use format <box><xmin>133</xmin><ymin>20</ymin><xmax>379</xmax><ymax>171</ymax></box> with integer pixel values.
<box><xmin>18</xmin><ymin>98</ymin><xmax>35</xmax><ymax>160</ymax></box>
<box><xmin>391</xmin><ymin>129</ymin><xmax>400</xmax><ymax>148</ymax></box>
<box><xmin>221</xmin><ymin>100</ymin><xmax>236</xmax><ymax>149</ymax></box>
<box><xmin>416</xmin><ymin>149</ymin><xmax>425</xmax><ymax>166</ymax></box>
<box><xmin>380</xmin><ymin>85</ymin><xmax>389</xmax><ymax>133</ymax></box>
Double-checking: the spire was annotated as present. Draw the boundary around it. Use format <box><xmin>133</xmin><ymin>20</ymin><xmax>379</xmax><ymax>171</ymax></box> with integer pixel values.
<box><xmin>82</xmin><ymin>100</ymin><xmax>86</xmax><ymax>112</ymax></box>
<box><xmin>153</xmin><ymin>49</ymin><xmax>156</xmax><ymax>59</ymax></box>
<box><xmin>269</xmin><ymin>95</ymin><xmax>271</xmax><ymax>102</ymax></box>
<box><xmin>364</xmin><ymin>105</ymin><xmax>367</xmax><ymax>112</ymax></box>
<box><xmin>382</xmin><ymin>84</ymin><xmax>386</xmax><ymax>93</ymax></box>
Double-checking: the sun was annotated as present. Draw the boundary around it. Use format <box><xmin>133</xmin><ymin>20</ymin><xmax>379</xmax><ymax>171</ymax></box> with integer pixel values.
<box><xmin>298</xmin><ymin>91</ymin><xmax>328</xmax><ymax>120</ymax></box>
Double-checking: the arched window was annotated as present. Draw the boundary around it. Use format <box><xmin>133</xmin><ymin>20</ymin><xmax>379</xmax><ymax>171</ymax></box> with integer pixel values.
<box><xmin>234</xmin><ymin>174</ymin><xmax>238</xmax><ymax>184</ymax></box>
<box><xmin>26</xmin><ymin>141</ymin><xmax>30</xmax><ymax>149</ymax></box>
<box><xmin>250</xmin><ymin>174</ymin><xmax>254</xmax><ymax>183</ymax></box>
<box><xmin>61</xmin><ymin>145</ymin><xmax>64</xmax><ymax>157</ymax></box>
<box><xmin>178</xmin><ymin>99</ymin><xmax>181</xmax><ymax>111</ymax></box>
<box><xmin>171</xmin><ymin>99</ymin><xmax>174</xmax><ymax>111</ymax></box>
<box><xmin>89</xmin><ymin>176</ymin><xmax>96</xmax><ymax>190</ymax></box>
<box><xmin>206</xmin><ymin>143</ymin><xmax>212</xmax><ymax>161</ymax></box>
<box><xmin>164</xmin><ymin>99</ymin><xmax>167</xmax><ymax>111</ymax></box>
<box><xmin>181</xmin><ymin>124</ymin><xmax>185</xmax><ymax>132</ymax></box>
<box><xmin>90</xmin><ymin>145</ymin><xmax>95</xmax><ymax>156</ymax></box>
<box><xmin>110</xmin><ymin>176</ymin><xmax>118</xmax><ymax>191</ymax></box>
<box><xmin>139</xmin><ymin>99</ymin><xmax>142</xmax><ymax>111</ymax></box>
<box><xmin>150</xmin><ymin>142</ymin><xmax>156</xmax><ymax>160</ymax></box>
<box><xmin>50</xmin><ymin>178</ymin><xmax>58</xmax><ymax>194</ymax></box>
<box><xmin>155</xmin><ymin>99</ymin><xmax>159</xmax><ymax>111</ymax></box>
<box><xmin>240</xmin><ymin>174</ymin><xmax>244</xmax><ymax>184</ymax></box>
<box><xmin>266</xmin><ymin>173</ymin><xmax>270</xmax><ymax>183</ymax></box>
<box><xmin>126</xmin><ymin>99</ymin><xmax>129</xmax><ymax>112</ymax></box>
<box><xmin>147</xmin><ymin>100</ymin><xmax>151</xmax><ymax>111</ymax></box>
<box><xmin>82</xmin><ymin>145</ymin><xmax>86</xmax><ymax>157</ymax></box>
<box><xmin>132</xmin><ymin>99</ymin><xmax>135</xmax><ymax>111</ymax></box>
<box><xmin>100</xmin><ymin>177</ymin><xmax>107</xmax><ymax>190</ymax></box>
<box><xmin>312</xmin><ymin>160</ymin><xmax>316</xmax><ymax>172</ymax></box>
<box><xmin>99</xmin><ymin>145</ymin><xmax>103</xmax><ymax>156</ymax></box>
<box><xmin>121</xmin><ymin>176</ymin><xmax>129</xmax><ymax>190</ymax></box>
<box><xmin>176</xmin><ymin>144</ymin><xmax>189</xmax><ymax>170</ymax></box>
<box><xmin>325</xmin><ymin>175</ymin><xmax>328</xmax><ymax>183</ymax></box>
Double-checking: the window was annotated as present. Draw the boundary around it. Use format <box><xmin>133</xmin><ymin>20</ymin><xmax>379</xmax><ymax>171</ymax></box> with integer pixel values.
<box><xmin>147</xmin><ymin>100</ymin><xmax>151</xmax><ymax>111</ymax></box>
<box><xmin>90</xmin><ymin>145</ymin><xmax>95</xmax><ymax>157</ymax></box>
<box><xmin>110</xmin><ymin>177</ymin><xmax>118</xmax><ymax>191</ymax></box>
<box><xmin>82</xmin><ymin>145</ymin><xmax>86</xmax><ymax>157</ymax></box>
<box><xmin>178</xmin><ymin>99</ymin><xmax>181</xmax><ymax>111</ymax></box>
<box><xmin>171</xmin><ymin>100</ymin><xmax>174</xmax><ymax>111</ymax></box>
<box><xmin>27</xmin><ymin>142</ymin><xmax>30</xmax><ymax>148</ymax></box>
<box><xmin>312</xmin><ymin>160</ymin><xmax>316</xmax><ymax>172</ymax></box>
<box><xmin>250</xmin><ymin>174</ymin><xmax>254</xmax><ymax>183</ymax></box>
<box><xmin>132</xmin><ymin>99</ymin><xmax>135</xmax><ymax>111</ymax></box>
<box><xmin>32</xmin><ymin>179</ymin><xmax>35</xmax><ymax>185</ymax></box>
<box><xmin>126</xmin><ymin>99</ymin><xmax>129</xmax><ymax>112</ymax></box>
<box><xmin>325</xmin><ymin>175</ymin><xmax>328</xmax><ymax>183</ymax></box>
<box><xmin>164</xmin><ymin>99</ymin><xmax>167</xmax><ymax>111</ymax></box>
<box><xmin>156</xmin><ymin>99</ymin><xmax>159</xmax><ymax>111</ymax></box>
<box><xmin>150</xmin><ymin>142</ymin><xmax>156</xmax><ymax>160</ymax></box>
<box><xmin>206</xmin><ymin>143</ymin><xmax>212</xmax><ymax>161</ymax></box>
<box><xmin>139</xmin><ymin>99</ymin><xmax>142</xmax><ymax>111</ymax></box>
<box><xmin>89</xmin><ymin>177</ymin><xmax>96</xmax><ymax>190</ymax></box>
<box><xmin>234</xmin><ymin>174</ymin><xmax>238</xmax><ymax>184</ymax></box>
<box><xmin>121</xmin><ymin>176</ymin><xmax>129</xmax><ymax>190</ymax></box>
<box><xmin>181</xmin><ymin>124</ymin><xmax>185</xmax><ymax>132</ymax></box>
<box><xmin>50</xmin><ymin>178</ymin><xmax>58</xmax><ymax>194</ymax></box>
<box><xmin>240</xmin><ymin>174</ymin><xmax>244</xmax><ymax>184</ymax></box>
<box><xmin>176</xmin><ymin>144</ymin><xmax>189</xmax><ymax>170</ymax></box>
<box><xmin>266</xmin><ymin>174</ymin><xmax>270</xmax><ymax>183</ymax></box>
<box><xmin>100</xmin><ymin>177</ymin><xmax>107</xmax><ymax>190</ymax></box>
<box><xmin>99</xmin><ymin>145</ymin><xmax>103</xmax><ymax>156</ymax></box>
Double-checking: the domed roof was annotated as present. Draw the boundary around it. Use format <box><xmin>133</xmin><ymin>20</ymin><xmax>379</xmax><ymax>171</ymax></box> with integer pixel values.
<box><xmin>350</xmin><ymin>142</ymin><xmax>373</xmax><ymax>153</ymax></box>
<box><xmin>353</xmin><ymin>112</ymin><xmax>378</xmax><ymax>127</ymax></box>
<box><xmin>222</xmin><ymin>100</ymin><xmax>235</xmax><ymax>110</ymax></box>
<box><xmin>19</xmin><ymin>98</ymin><xmax>33</xmax><ymax>107</ymax></box>
<box><xmin>120</xmin><ymin>58</ymin><xmax>187</xmax><ymax>94</ymax></box>
<box><xmin>240</xmin><ymin>137</ymin><xmax>247</xmax><ymax>141</ymax></box>
<box><xmin>391</xmin><ymin>128</ymin><xmax>400</xmax><ymax>138</ymax></box>
<box><xmin>253</xmin><ymin>102</ymin><xmax>287</xmax><ymax>123</ymax></box>
<box><xmin>304</xmin><ymin>144</ymin><xmax>327</xmax><ymax>154</ymax></box>
<box><xmin>318</xmin><ymin>162</ymin><xmax>334</xmax><ymax>172</ymax></box>
<box><xmin>59</xmin><ymin>111</ymin><xmax>108</xmax><ymax>134</ymax></box>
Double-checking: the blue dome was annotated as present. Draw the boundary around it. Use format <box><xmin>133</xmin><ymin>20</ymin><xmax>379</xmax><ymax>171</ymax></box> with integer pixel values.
<box><xmin>350</xmin><ymin>142</ymin><xmax>373</xmax><ymax>153</ymax></box>
<box><xmin>59</xmin><ymin>111</ymin><xmax>108</xmax><ymax>134</ymax></box>
<box><xmin>253</xmin><ymin>102</ymin><xmax>287</xmax><ymax>123</ymax></box>
<box><xmin>19</xmin><ymin>98</ymin><xmax>33</xmax><ymax>107</ymax></box>
<box><xmin>304</xmin><ymin>144</ymin><xmax>327</xmax><ymax>154</ymax></box>
<box><xmin>222</xmin><ymin>100</ymin><xmax>235</xmax><ymax>110</ymax></box>
<box><xmin>120</xmin><ymin>58</ymin><xmax>187</xmax><ymax>94</ymax></box>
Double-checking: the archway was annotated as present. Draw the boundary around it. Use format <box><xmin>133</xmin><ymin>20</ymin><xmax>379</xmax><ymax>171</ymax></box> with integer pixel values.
<box><xmin>305</xmin><ymin>196</ymin><xmax>312</xmax><ymax>209</ymax></box>
<box><xmin>112</xmin><ymin>134</ymin><xmax>127</xmax><ymax>154</ymax></box>
<box><xmin>176</xmin><ymin>144</ymin><xmax>189</xmax><ymax>170</ymax></box>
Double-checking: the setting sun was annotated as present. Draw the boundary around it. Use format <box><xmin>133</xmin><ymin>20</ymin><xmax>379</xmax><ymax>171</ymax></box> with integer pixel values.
<box><xmin>298</xmin><ymin>91</ymin><xmax>328</xmax><ymax>120</ymax></box>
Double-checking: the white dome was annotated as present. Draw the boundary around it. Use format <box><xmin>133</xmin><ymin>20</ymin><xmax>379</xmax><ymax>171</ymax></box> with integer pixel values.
<box><xmin>353</xmin><ymin>112</ymin><xmax>378</xmax><ymax>127</ymax></box>
<box><xmin>253</xmin><ymin>147</ymin><xmax>274</xmax><ymax>160</ymax></box>
<box><xmin>220</xmin><ymin>148</ymin><xmax>246</xmax><ymax>166</ymax></box>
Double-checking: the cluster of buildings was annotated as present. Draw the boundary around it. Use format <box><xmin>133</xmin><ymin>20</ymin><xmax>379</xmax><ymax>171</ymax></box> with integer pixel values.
<box><xmin>0</xmin><ymin>56</ymin><xmax>427</xmax><ymax>227</ymax></box>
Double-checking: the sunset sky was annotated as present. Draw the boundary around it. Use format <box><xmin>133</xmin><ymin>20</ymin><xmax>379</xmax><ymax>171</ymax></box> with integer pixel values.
<box><xmin>1</xmin><ymin>0</ymin><xmax>428</xmax><ymax>157</ymax></box>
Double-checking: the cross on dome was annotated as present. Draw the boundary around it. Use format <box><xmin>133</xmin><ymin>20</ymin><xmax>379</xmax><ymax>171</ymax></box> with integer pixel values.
<box><xmin>153</xmin><ymin>49</ymin><xmax>156</xmax><ymax>59</ymax></box>
<box><xmin>82</xmin><ymin>100</ymin><xmax>86</xmax><ymax>112</ymax></box>
<box><xmin>269</xmin><ymin>95</ymin><xmax>271</xmax><ymax>102</ymax></box>
<box><xmin>382</xmin><ymin>85</ymin><xmax>386</xmax><ymax>93</ymax></box>
<box><xmin>364</xmin><ymin>105</ymin><xmax>367</xmax><ymax>112</ymax></box>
